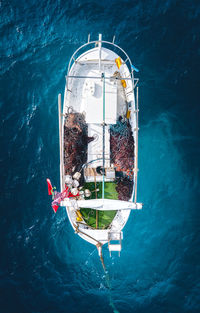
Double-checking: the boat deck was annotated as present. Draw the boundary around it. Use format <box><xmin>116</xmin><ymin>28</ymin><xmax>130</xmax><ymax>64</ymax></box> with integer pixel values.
<box><xmin>61</xmin><ymin>44</ymin><xmax>138</xmax><ymax>247</ymax></box>
<box><xmin>87</xmin><ymin>123</ymin><xmax>110</xmax><ymax>170</ymax></box>
<box><xmin>63</xmin><ymin>48</ymin><xmax>131</xmax><ymax>117</ymax></box>
<box><xmin>80</xmin><ymin>182</ymin><xmax>118</xmax><ymax>229</ymax></box>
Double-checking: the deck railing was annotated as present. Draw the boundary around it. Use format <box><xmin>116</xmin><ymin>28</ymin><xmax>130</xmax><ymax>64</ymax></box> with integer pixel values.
<box><xmin>66</xmin><ymin>37</ymin><xmax>136</xmax><ymax>88</ymax></box>
<box><xmin>58</xmin><ymin>94</ymin><xmax>64</xmax><ymax>191</ymax></box>
<box><xmin>134</xmin><ymin>86</ymin><xmax>139</xmax><ymax>203</ymax></box>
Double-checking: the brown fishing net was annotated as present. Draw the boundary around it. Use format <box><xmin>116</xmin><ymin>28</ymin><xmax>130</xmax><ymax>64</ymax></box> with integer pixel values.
<box><xmin>110</xmin><ymin>118</ymin><xmax>135</xmax><ymax>201</ymax></box>
<box><xmin>64</xmin><ymin>113</ymin><xmax>94</xmax><ymax>179</ymax></box>
<box><xmin>64</xmin><ymin>114</ymin><xmax>134</xmax><ymax>201</ymax></box>
<box><xmin>116</xmin><ymin>178</ymin><xmax>134</xmax><ymax>201</ymax></box>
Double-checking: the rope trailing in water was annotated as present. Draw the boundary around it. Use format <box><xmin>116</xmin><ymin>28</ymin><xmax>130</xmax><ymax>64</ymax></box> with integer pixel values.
<box><xmin>74</xmin><ymin>223</ymin><xmax>119</xmax><ymax>312</ymax></box>
<box><xmin>96</xmin><ymin>244</ymin><xmax>120</xmax><ymax>313</ymax></box>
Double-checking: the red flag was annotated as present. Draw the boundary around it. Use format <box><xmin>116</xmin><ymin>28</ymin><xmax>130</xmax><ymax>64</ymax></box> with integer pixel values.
<box><xmin>51</xmin><ymin>187</ymin><xmax>79</xmax><ymax>213</ymax></box>
<box><xmin>52</xmin><ymin>204</ymin><xmax>59</xmax><ymax>213</ymax></box>
<box><xmin>47</xmin><ymin>178</ymin><xmax>53</xmax><ymax>195</ymax></box>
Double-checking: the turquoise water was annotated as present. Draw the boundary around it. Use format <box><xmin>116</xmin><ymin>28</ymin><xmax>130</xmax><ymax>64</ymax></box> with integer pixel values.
<box><xmin>0</xmin><ymin>1</ymin><xmax>200</xmax><ymax>312</ymax></box>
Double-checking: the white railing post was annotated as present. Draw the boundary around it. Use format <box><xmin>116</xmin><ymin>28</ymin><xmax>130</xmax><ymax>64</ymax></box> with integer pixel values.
<box><xmin>98</xmin><ymin>34</ymin><xmax>102</xmax><ymax>72</ymax></box>
<box><xmin>134</xmin><ymin>86</ymin><xmax>139</xmax><ymax>203</ymax></box>
<box><xmin>58</xmin><ymin>94</ymin><xmax>64</xmax><ymax>191</ymax></box>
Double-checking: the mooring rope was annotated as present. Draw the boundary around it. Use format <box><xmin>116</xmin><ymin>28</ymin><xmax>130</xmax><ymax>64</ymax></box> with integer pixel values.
<box><xmin>96</xmin><ymin>244</ymin><xmax>120</xmax><ymax>313</ymax></box>
<box><xmin>73</xmin><ymin>224</ymin><xmax>119</xmax><ymax>312</ymax></box>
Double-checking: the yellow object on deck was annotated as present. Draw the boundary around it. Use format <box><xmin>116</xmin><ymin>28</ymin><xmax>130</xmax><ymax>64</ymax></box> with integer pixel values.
<box><xmin>76</xmin><ymin>210</ymin><xmax>83</xmax><ymax>221</ymax></box>
<box><xmin>76</xmin><ymin>217</ymin><xmax>82</xmax><ymax>222</ymax></box>
<box><xmin>126</xmin><ymin>110</ymin><xmax>131</xmax><ymax>119</ymax></box>
<box><xmin>115</xmin><ymin>57</ymin><xmax>122</xmax><ymax>69</ymax></box>
<box><xmin>121</xmin><ymin>79</ymin><xmax>127</xmax><ymax>88</ymax></box>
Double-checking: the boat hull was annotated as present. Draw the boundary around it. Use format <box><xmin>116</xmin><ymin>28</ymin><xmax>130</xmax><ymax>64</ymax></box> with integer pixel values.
<box><xmin>60</xmin><ymin>39</ymin><xmax>139</xmax><ymax>249</ymax></box>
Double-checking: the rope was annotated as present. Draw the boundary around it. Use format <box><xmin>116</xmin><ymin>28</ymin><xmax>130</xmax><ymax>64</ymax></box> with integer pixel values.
<box><xmin>74</xmin><ymin>224</ymin><xmax>101</xmax><ymax>245</ymax></box>
<box><xmin>96</xmin><ymin>244</ymin><xmax>120</xmax><ymax>313</ymax></box>
<box><xmin>76</xmin><ymin>221</ymin><xmax>95</xmax><ymax>230</ymax></box>
<box><xmin>74</xmin><ymin>224</ymin><xmax>119</xmax><ymax>312</ymax></box>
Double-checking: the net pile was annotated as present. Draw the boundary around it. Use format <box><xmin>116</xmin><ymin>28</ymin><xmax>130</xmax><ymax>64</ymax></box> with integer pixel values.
<box><xmin>64</xmin><ymin>113</ymin><xmax>94</xmax><ymax>177</ymax></box>
<box><xmin>110</xmin><ymin>119</ymin><xmax>135</xmax><ymax>178</ymax></box>
<box><xmin>110</xmin><ymin>118</ymin><xmax>135</xmax><ymax>201</ymax></box>
<box><xmin>116</xmin><ymin>178</ymin><xmax>134</xmax><ymax>201</ymax></box>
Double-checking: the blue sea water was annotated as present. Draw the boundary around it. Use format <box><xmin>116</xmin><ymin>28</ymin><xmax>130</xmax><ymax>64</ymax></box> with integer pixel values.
<box><xmin>0</xmin><ymin>0</ymin><xmax>200</xmax><ymax>312</ymax></box>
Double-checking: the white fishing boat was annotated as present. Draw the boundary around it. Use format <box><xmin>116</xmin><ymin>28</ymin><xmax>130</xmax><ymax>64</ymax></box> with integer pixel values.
<box><xmin>57</xmin><ymin>34</ymin><xmax>142</xmax><ymax>257</ymax></box>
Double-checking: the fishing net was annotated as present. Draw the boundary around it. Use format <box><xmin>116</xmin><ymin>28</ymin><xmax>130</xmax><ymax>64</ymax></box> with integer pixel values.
<box><xmin>110</xmin><ymin>118</ymin><xmax>134</xmax><ymax>179</ymax></box>
<box><xmin>116</xmin><ymin>177</ymin><xmax>134</xmax><ymax>201</ymax></box>
<box><xmin>64</xmin><ymin>113</ymin><xmax>94</xmax><ymax>181</ymax></box>
<box><xmin>64</xmin><ymin>114</ymin><xmax>134</xmax><ymax>201</ymax></box>
<box><xmin>110</xmin><ymin>118</ymin><xmax>135</xmax><ymax>201</ymax></box>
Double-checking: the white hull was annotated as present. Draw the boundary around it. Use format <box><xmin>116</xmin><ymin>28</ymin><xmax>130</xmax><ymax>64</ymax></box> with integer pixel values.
<box><xmin>59</xmin><ymin>35</ymin><xmax>140</xmax><ymax>254</ymax></box>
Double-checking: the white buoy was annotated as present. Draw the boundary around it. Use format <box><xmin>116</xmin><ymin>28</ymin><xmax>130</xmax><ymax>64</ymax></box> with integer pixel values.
<box><xmin>65</xmin><ymin>175</ymin><xmax>73</xmax><ymax>185</ymax></box>
<box><xmin>84</xmin><ymin>189</ymin><xmax>91</xmax><ymax>198</ymax></box>
<box><xmin>71</xmin><ymin>188</ymin><xmax>78</xmax><ymax>196</ymax></box>
<box><xmin>73</xmin><ymin>179</ymin><xmax>79</xmax><ymax>188</ymax></box>
<box><xmin>73</xmin><ymin>172</ymin><xmax>81</xmax><ymax>181</ymax></box>
<box><xmin>78</xmin><ymin>190</ymin><xmax>85</xmax><ymax>200</ymax></box>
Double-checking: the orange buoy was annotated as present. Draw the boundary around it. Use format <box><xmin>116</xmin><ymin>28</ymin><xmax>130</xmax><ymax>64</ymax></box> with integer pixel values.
<box><xmin>115</xmin><ymin>57</ymin><xmax>122</xmax><ymax>69</ymax></box>
<box><xmin>126</xmin><ymin>110</ymin><xmax>131</xmax><ymax>119</ymax></box>
<box><xmin>121</xmin><ymin>79</ymin><xmax>127</xmax><ymax>88</ymax></box>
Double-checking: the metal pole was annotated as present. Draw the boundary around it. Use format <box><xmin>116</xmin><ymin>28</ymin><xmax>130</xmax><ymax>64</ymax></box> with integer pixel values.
<box><xmin>102</xmin><ymin>73</ymin><xmax>105</xmax><ymax>199</ymax></box>
<box><xmin>58</xmin><ymin>94</ymin><xmax>63</xmax><ymax>191</ymax></box>
<box><xmin>92</xmin><ymin>168</ymin><xmax>98</xmax><ymax>229</ymax></box>
<box><xmin>99</xmin><ymin>34</ymin><xmax>102</xmax><ymax>72</ymax></box>
<box><xmin>66</xmin><ymin>75</ymin><xmax>136</xmax><ymax>80</ymax></box>
<box><xmin>134</xmin><ymin>86</ymin><xmax>139</xmax><ymax>203</ymax></box>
